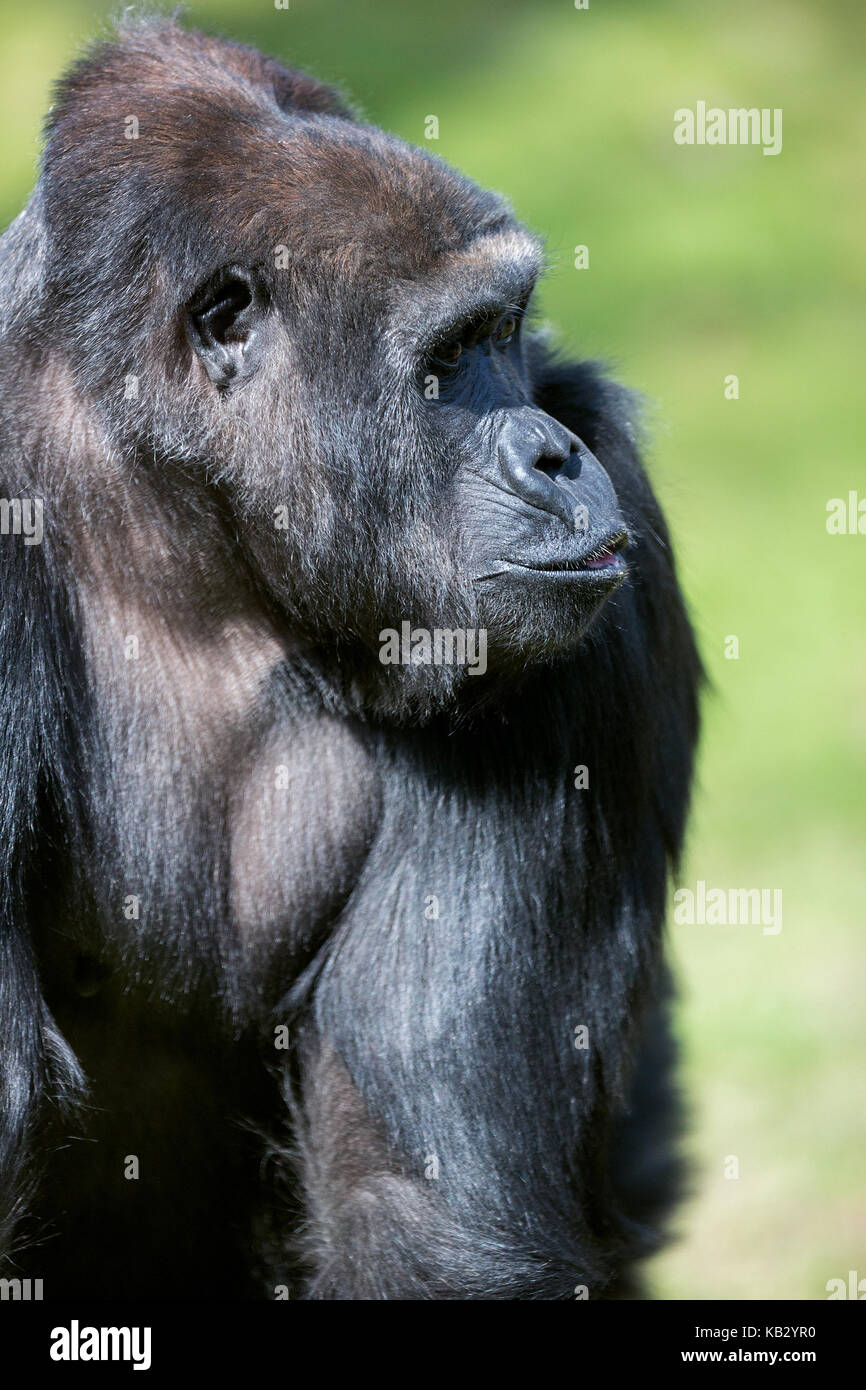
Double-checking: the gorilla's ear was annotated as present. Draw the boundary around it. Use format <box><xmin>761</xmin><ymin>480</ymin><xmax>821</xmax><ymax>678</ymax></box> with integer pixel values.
<box><xmin>186</xmin><ymin>267</ymin><xmax>270</xmax><ymax>390</ymax></box>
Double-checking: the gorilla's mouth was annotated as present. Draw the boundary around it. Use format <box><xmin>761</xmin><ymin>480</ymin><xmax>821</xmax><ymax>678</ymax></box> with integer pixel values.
<box><xmin>579</xmin><ymin>545</ymin><xmax>625</xmax><ymax>571</ymax></box>
<box><xmin>507</xmin><ymin>530</ymin><xmax>629</xmax><ymax>578</ymax></box>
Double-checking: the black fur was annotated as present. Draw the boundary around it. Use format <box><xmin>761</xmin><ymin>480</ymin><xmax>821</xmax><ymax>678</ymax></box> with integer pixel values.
<box><xmin>0</xmin><ymin>17</ymin><xmax>700</xmax><ymax>1299</ymax></box>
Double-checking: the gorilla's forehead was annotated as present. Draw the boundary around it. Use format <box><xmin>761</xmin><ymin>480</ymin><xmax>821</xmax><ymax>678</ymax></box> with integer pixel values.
<box><xmin>43</xmin><ymin>26</ymin><xmax>533</xmax><ymax>291</ymax></box>
<box><xmin>261</xmin><ymin>129</ymin><xmax>543</xmax><ymax>288</ymax></box>
<box><xmin>190</xmin><ymin>119</ymin><xmax>533</xmax><ymax>287</ymax></box>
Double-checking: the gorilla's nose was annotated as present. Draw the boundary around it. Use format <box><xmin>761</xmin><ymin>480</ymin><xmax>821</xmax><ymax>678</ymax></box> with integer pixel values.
<box><xmin>498</xmin><ymin>409</ymin><xmax>593</xmax><ymax>527</ymax></box>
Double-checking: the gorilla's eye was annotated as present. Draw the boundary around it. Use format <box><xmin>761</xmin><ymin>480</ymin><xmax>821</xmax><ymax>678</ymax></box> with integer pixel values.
<box><xmin>494</xmin><ymin>313</ymin><xmax>518</xmax><ymax>346</ymax></box>
<box><xmin>433</xmin><ymin>340</ymin><xmax>463</xmax><ymax>367</ymax></box>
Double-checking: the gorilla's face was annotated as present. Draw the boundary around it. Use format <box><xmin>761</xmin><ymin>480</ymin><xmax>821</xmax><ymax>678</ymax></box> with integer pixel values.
<box><xmin>180</xmin><ymin>130</ymin><xmax>627</xmax><ymax>703</ymax></box>
<box><xmin>412</xmin><ymin>264</ymin><xmax>629</xmax><ymax>662</ymax></box>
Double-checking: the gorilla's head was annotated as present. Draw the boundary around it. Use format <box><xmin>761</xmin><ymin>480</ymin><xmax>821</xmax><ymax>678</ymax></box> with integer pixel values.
<box><xmin>40</xmin><ymin>19</ymin><xmax>629</xmax><ymax>718</ymax></box>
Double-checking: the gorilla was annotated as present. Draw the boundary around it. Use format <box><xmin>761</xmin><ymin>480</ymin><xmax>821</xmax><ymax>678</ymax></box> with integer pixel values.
<box><xmin>0</xmin><ymin>17</ymin><xmax>700</xmax><ymax>1299</ymax></box>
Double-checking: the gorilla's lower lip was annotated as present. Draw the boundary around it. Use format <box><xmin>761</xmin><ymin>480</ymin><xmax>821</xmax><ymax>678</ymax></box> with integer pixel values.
<box><xmin>504</xmin><ymin>532</ymin><xmax>629</xmax><ymax>577</ymax></box>
<box><xmin>507</xmin><ymin>556</ymin><xmax>626</xmax><ymax>579</ymax></box>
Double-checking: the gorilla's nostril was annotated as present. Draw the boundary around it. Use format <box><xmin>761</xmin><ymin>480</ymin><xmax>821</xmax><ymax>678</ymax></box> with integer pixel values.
<box><xmin>560</xmin><ymin>447</ymin><xmax>583</xmax><ymax>482</ymax></box>
<box><xmin>533</xmin><ymin>453</ymin><xmax>564</xmax><ymax>480</ymax></box>
<box><xmin>534</xmin><ymin>446</ymin><xmax>581</xmax><ymax>483</ymax></box>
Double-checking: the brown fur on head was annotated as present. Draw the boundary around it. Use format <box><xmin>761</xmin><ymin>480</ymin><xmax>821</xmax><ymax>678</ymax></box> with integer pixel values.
<box><xmin>42</xmin><ymin>16</ymin><xmax>509</xmax><ymax>289</ymax></box>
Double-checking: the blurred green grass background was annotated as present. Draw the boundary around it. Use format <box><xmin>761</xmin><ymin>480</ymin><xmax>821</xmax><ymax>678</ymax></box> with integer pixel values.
<box><xmin>2</xmin><ymin>0</ymin><xmax>862</xmax><ymax>1299</ymax></box>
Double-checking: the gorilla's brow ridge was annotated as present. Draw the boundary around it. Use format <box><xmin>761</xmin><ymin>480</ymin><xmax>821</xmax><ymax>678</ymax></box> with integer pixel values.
<box><xmin>392</xmin><ymin>231</ymin><xmax>543</xmax><ymax>355</ymax></box>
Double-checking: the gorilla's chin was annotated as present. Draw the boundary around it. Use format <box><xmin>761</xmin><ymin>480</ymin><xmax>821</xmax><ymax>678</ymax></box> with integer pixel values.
<box><xmin>476</xmin><ymin>563</ymin><xmax>628</xmax><ymax>666</ymax></box>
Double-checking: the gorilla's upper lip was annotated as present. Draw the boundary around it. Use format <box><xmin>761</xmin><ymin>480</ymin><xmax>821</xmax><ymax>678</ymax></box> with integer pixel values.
<box><xmin>504</xmin><ymin>529</ymin><xmax>629</xmax><ymax>575</ymax></box>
